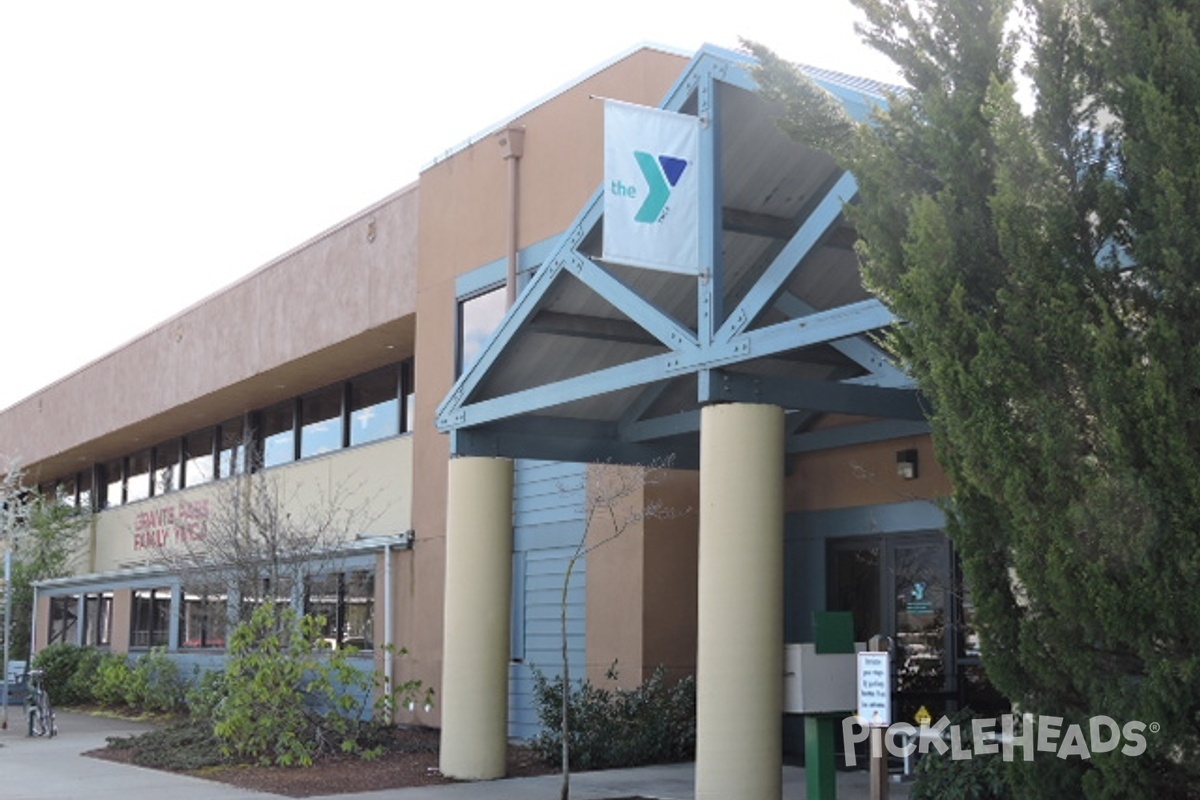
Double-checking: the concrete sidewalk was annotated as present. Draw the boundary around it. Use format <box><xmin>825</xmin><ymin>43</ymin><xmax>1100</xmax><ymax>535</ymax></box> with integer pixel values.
<box><xmin>0</xmin><ymin>711</ymin><xmax>912</xmax><ymax>800</ymax></box>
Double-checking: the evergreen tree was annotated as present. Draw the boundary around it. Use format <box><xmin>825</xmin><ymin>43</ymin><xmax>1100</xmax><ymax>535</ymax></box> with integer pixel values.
<box><xmin>750</xmin><ymin>1</ymin><xmax>1200</xmax><ymax>795</ymax></box>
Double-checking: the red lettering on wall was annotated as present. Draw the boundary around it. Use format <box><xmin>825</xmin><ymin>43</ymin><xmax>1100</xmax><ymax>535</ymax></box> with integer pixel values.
<box><xmin>129</xmin><ymin>499</ymin><xmax>210</xmax><ymax>550</ymax></box>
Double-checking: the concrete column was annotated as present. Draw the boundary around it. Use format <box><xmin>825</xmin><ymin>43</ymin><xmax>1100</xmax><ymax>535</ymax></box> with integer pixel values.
<box><xmin>439</xmin><ymin>456</ymin><xmax>515</xmax><ymax>780</ymax></box>
<box><xmin>696</xmin><ymin>402</ymin><xmax>785</xmax><ymax>800</ymax></box>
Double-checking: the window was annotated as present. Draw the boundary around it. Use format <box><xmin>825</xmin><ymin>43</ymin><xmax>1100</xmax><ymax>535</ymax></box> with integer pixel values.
<box><xmin>184</xmin><ymin>428</ymin><xmax>215</xmax><ymax>487</ymax></box>
<box><xmin>48</xmin><ymin>596</ymin><xmax>79</xmax><ymax>646</ymax></box>
<box><xmin>57</xmin><ymin>474</ymin><xmax>77</xmax><ymax>510</ymax></box>
<box><xmin>126</xmin><ymin>450</ymin><xmax>151</xmax><ymax>503</ymax></box>
<box><xmin>457</xmin><ymin>285</ymin><xmax>506</xmax><ymax>375</ymax></box>
<box><xmin>261</xmin><ymin>401</ymin><xmax>296</xmax><ymax>468</ymax></box>
<box><xmin>154</xmin><ymin>439</ymin><xmax>181</xmax><ymax>496</ymax></box>
<box><xmin>404</xmin><ymin>360</ymin><xmax>415</xmax><ymax>433</ymax></box>
<box><xmin>76</xmin><ymin>364</ymin><xmax>413</xmax><ymax>501</ymax></box>
<box><xmin>180</xmin><ymin>586</ymin><xmax>227</xmax><ymax>649</ymax></box>
<box><xmin>131</xmin><ymin>587</ymin><xmax>172</xmax><ymax>648</ymax></box>
<box><xmin>306</xmin><ymin>570</ymin><xmax>375</xmax><ymax>651</ymax></box>
<box><xmin>102</xmin><ymin>458</ymin><xmax>124</xmax><ymax>508</ymax></box>
<box><xmin>82</xmin><ymin>592</ymin><xmax>113</xmax><ymax>647</ymax></box>
<box><xmin>78</xmin><ymin>469</ymin><xmax>92</xmax><ymax>512</ymax></box>
<box><xmin>238</xmin><ymin>576</ymin><xmax>295</xmax><ymax>624</ymax></box>
<box><xmin>218</xmin><ymin>417</ymin><xmax>246</xmax><ymax>479</ymax></box>
<box><xmin>300</xmin><ymin>385</ymin><xmax>344</xmax><ymax>458</ymax></box>
<box><xmin>349</xmin><ymin>366</ymin><xmax>399</xmax><ymax>446</ymax></box>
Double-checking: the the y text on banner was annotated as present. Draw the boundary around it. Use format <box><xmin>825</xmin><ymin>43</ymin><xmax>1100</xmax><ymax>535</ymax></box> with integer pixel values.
<box><xmin>602</xmin><ymin>100</ymin><xmax>701</xmax><ymax>275</ymax></box>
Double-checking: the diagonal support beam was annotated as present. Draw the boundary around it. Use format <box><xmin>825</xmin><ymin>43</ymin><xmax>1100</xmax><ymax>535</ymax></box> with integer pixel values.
<box><xmin>437</xmin><ymin>193</ymin><xmax>605</xmax><ymax>422</ymax></box>
<box><xmin>440</xmin><ymin>299</ymin><xmax>895</xmax><ymax>432</ymax></box>
<box><xmin>717</xmin><ymin>170</ymin><xmax>859</xmax><ymax>343</ymax></box>
<box><xmin>732</xmin><ymin>299</ymin><xmax>896</xmax><ymax>366</ymax></box>
<box><xmin>565</xmin><ymin>254</ymin><xmax>699</xmax><ymax>351</ymax></box>
<box><xmin>775</xmin><ymin>291</ymin><xmax>911</xmax><ymax>388</ymax></box>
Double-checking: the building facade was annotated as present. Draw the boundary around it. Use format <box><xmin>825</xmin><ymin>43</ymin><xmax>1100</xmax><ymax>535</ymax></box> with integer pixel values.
<box><xmin>0</xmin><ymin>44</ymin><xmax>988</xmax><ymax>798</ymax></box>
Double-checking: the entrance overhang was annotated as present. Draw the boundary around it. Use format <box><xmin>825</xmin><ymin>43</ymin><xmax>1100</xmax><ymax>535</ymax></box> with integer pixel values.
<box><xmin>437</xmin><ymin>45</ymin><xmax>926</xmax><ymax>468</ymax></box>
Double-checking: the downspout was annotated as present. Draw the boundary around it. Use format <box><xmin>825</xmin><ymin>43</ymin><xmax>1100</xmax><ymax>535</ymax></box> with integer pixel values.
<box><xmin>498</xmin><ymin>125</ymin><xmax>526</xmax><ymax>308</ymax></box>
<box><xmin>383</xmin><ymin>539</ymin><xmax>393</xmax><ymax>710</ymax></box>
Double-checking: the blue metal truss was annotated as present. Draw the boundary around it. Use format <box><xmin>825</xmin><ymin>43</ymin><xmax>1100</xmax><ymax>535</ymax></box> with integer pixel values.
<box><xmin>436</xmin><ymin>45</ymin><xmax>924</xmax><ymax>464</ymax></box>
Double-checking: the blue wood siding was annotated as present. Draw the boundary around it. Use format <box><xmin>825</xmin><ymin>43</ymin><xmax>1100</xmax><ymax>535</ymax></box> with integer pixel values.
<box><xmin>508</xmin><ymin>459</ymin><xmax>588</xmax><ymax>741</ymax></box>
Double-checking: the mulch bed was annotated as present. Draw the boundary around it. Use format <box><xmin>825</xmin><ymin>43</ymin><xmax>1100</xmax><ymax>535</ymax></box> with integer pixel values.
<box><xmin>87</xmin><ymin>725</ymin><xmax>557</xmax><ymax>798</ymax></box>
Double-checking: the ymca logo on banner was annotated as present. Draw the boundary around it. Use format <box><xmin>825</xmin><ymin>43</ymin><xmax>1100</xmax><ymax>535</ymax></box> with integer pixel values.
<box><xmin>603</xmin><ymin>100</ymin><xmax>701</xmax><ymax>275</ymax></box>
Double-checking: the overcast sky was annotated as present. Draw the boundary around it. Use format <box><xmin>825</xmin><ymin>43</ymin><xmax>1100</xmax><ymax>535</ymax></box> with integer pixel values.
<box><xmin>0</xmin><ymin>1</ymin><xmax>902</xmax><ymax>412</ymax></box>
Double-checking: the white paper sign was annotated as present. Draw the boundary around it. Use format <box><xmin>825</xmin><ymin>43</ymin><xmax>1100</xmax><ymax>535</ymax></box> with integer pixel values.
<box><xmin>857</xmin><ymin>651</ymin><xmax>891</xmax><ymax>727</ymax></box>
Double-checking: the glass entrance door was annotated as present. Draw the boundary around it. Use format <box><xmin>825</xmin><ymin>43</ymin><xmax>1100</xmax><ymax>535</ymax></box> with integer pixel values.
<box><xmin>827</xmin><ymin>533</ymin><xmax>957</xmax><ymax>725</ymax></box>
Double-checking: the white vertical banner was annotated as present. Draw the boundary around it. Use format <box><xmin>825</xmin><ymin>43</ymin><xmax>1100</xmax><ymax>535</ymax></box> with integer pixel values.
<box><xmin>602</xmin><ymin>100</ymin><xmax>701</xmax><ymax>275</ymax></box>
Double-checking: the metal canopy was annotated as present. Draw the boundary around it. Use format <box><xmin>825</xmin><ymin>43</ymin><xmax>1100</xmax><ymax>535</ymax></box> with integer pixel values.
<box><xmin>437</xmin><ymin>46</ymin><xmax>926</xmax><ymax>469</ymax></box>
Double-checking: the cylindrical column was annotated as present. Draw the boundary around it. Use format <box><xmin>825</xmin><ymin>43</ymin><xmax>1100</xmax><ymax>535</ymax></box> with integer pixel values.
<box><xmin>439</xmin><ymin>456</ymin><xmax>514</xmax><ymax>780</ymax></box>
<box><xmin>696</xmin><ymin>402</ymin><xmax>785</xmax><ymax>800</ymax></box>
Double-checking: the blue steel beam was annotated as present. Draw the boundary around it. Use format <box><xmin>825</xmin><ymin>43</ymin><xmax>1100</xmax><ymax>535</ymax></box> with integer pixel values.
<box><xmin>452</xmin><ymin>427</ymin><xmax>699</xmax><ymax>469</ymax></box>
<box><xmin>774</xmin><ymin>291</ymin><xmax>911</xmax><ymax>388</ymax></box>
<box><xmin>728</xmin><ymin>299</ymin><xmax>895</xmax><ymax>368</ymax></box>
<box><xmin>789</xmin><ymin>419</ymin><xmax>932</xmax><ymax>454</ymax></box>
<box><xmin>437</xmin><ymin>192</ymin><xmax>605</xmax><ymax>421</ymax></box>
<box><xmin>439</xmin><ymin>298</ymin><xmax>895</xmax><ymax>431</ymax></box>
<box><xmin>621</xmin><ymin>409</ymin><xmax>702</xmax><ymax>443</ymax></box>
<box><xmin>699</xmin><ymin>370</ymin><xmax>927</xmax><ymax>420</ymax></box>
<box><xmin>565</xmin><ymin>254</ymin><xmax>698</xmax><ymax>351</ymax></box>
<box><xmin>716</xmin><ymin>171</ymin><xmax>860</xmax><ymax>343</ymax></box>
<box><xmin>616</xmin><ymin>383</ymin><xmax>672</xmax><ymax>433</ymax></box>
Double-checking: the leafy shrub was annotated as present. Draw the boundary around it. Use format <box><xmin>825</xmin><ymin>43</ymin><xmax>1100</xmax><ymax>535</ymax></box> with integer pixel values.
<box><xmin>93</xmin><ymin>653</ymin><xmax>134</xmax><ymax>708</ymax></box>
<box><xmin>531</xmin><ymin>665</ymin><xmax>696</xmax><ymax>770</ymax></box>
<box><xmin>124</xmin><ymin>648</ymin><xmax>187</xmax><ymax>713</ymax></box>
<box><xmin>62</xmin><ymin>646</ymin><xmax>105</xmax><ymax>706</ymax></box>
<box><xmin>910</xmin><ymin>709</ymin><xmax>1012</xmax><ymax>800</ymax></box>
<box><xmin>31</xmin><ymin>643</ymin><xmax>93</xmax><ymax>706</ymax></box>
<box><xmin>213</xmin><ymin>604</ymin><xmax>428</xmax><ymax>766</ymax></box>
<box><xmin>185</xmin><ymin>668</ymin><xmax>227</xmax><ymax>721</ymax></box>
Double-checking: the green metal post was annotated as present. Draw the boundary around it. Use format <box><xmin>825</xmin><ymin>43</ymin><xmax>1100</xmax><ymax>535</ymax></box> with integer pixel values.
<box><xmin>806</xmin><ymin>713</ymin><xmax>839</xmax><ymax>800</ymax></box>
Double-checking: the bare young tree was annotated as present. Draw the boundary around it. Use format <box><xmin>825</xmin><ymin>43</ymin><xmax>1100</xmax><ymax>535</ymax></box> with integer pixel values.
<box><xmin>154</xmin><ymin>441</ymin><xmax>385</xmax><ymax>637</ymax></box>
<box><xmin>0</xmin><ymin>456</ymin><xmax>88</xmax><ymax>726</ymax></box>
<box><xmin>555</xmin><ymin>455</ymin><xmax>684</xmax><ymax>800</ymax></box>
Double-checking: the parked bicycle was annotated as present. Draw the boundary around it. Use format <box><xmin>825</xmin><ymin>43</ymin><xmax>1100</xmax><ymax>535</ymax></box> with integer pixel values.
<box><xmin>25</xmin><ymin>669</ymin><xmax>56</xmax><ymax>738</ymax></box>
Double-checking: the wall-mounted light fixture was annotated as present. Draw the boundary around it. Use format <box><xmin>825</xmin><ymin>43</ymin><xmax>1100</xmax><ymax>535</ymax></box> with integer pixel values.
<box><xmin>896</xmin><ymin>448</ymin><xmax>919</xmax><ymax>480</ymax></box>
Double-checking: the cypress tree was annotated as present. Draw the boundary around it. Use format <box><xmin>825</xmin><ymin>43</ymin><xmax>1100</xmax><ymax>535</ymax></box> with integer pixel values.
<box><xmin>750</xmin><ymin>1</ymin><xmax>1200</xmax><ymax>795</ymax></box>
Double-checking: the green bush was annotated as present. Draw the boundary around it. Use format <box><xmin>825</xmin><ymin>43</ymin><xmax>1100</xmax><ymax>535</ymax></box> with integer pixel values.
<box><xmin>124</xmin><ymin>648</ymin><xmax>187</xmax><ymax>713</ymax></box>
<box><xmin>93</xmin><ymin>653</ymin><xmax>133</xmax><ymax>708</ymax></box>
<box><xmin>31</xmin><ymin>643</ymin><xmax>93</xmax><ymax>706</ymax></box>
<box><xmin>910</xmin><ymin>710</ymin><xmax>1012</xmax><ymax>800</ymax></box>
<box><xmin>62</xmin><ymin>646</ymin><xmax>105</xmax><ymax>706</ymax></box>
<box><xmin>185</xmin><ymin>668</ymin><xmax>227</xmax><ymax>721</ymax></box>
<box><xmin>213</xmin><ymin>604</ymin><xmax>428</xmax><ymax>766</ymax></box>
<box><xmin>531</xmin><ymin>665</ymin><xmax>696</xmax><ymax>770</ymax></box>
<box><xmin>87</xmin><ymin>649</ymin><xmax>186</xmax><ymax>714</ymax></box>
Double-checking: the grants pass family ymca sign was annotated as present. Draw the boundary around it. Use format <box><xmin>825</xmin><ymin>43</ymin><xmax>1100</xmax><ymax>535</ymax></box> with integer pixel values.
<box><xmin>132</xmin><ymin>499</ymin><xmax>209</xmax><ymax>550</ymax></box>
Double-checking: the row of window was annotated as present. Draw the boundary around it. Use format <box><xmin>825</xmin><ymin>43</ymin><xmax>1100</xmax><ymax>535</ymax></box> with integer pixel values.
<box><xmin>48</xmin><ymin>570</ymin><xmax>376</xmax><ymax>652</ymax></box>
<box><xmin>43</xmin><ymin>360</ymin><xmax>414</xmax><ymax>511</ymax></box>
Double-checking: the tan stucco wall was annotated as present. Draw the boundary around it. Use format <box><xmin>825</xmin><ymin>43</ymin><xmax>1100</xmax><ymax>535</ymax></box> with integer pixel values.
<box><xmin>109</xmin><ymin>589</ymin><xmax>132</xmax><ymax>654</ymax></box>
<box><xmin>584</xmin><ymin>464</ymin><xmax>701</xmax><ymax>689</ymax></box>
<box><xmin>33</xmin><ymin>593</ymin><xmax>50</xmax><ymax>653</ymax></box>
<box><xmin>0</xmin><ymin>187</ymin><xmax>418</xmax><ymax>483</ymax></box>
<box><xmin>642</xmin><ymin>468</ymin><xmax>700</xmax><ymax>683</ymax></box>
<box><xmin>584</xmin><ymin>464</ymin><xmax>647</xmax><ymax>688</ymax></box>
<box><xmin>788</xmin><ymin>433</ymin><xmax>950</xmax><ymax>512</ymax></box>
<box><xmin>407</xmin><ymin>47</ymin><xmax>690</xmax><ymax>718</ymax></box>
<box><xmin>90</xmin><ymin>436</ymin><xmax>413</xmax><ymax>572</ymax></box>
